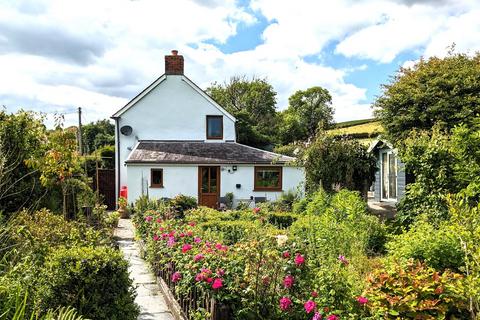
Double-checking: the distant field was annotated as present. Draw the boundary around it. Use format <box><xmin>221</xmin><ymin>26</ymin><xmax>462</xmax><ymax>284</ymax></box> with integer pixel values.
<box><xmin>334</xmin><ymin>118</ymin><xmax>377</xmax><ymax>129</ymax></box>
<box><xmin>327</xmin><ymin>119</ymin><xmax>384</xmax><ymax>143</ymax></box>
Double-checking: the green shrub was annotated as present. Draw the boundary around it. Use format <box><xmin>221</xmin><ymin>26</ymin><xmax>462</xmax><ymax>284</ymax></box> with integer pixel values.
<box><xmin>305</xmin><ymin>188</ymin><xmax>331</xmax><ymax>215</ymax></box>
<box><xmin>198</xmin><ymin>219</ymin><xmax>268</xmax><ymax>244</ymax></box>
<box><xmin>363</xmin><ymin>260</ymin><xmax>468</xmax><ymax>319</ymax></box>
<box><xmin>292</xmin><ymin>196</ymin><xmax>309</xmax><ymax>214</ymax></box>
<box><xmin>36</xmin><ymin>246</ymin><xmax>139</xmax><ymax>320</ymax></box>
<box><xmin>387</xmin><ymin>217</ymin><xmax>464</xmax><ymax>271</ymax></box>
<box><xmin>171</xmin><ymin>194</ymin><xmax>197</xmax><ymax>218</ymax></box>
<box><xmin>327</xmin><ymin>189</ymin><xmax>368</xmax><ymax>221</ymax></box>
<box><xmin>266</xmin><ymin>212</ymin><xmax>298</xmax><ymax>229</ymax></box>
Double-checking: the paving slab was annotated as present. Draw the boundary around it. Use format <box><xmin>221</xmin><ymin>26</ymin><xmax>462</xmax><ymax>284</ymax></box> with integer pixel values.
<box><xmin>115</xmin><ymin>219</ymin><xmax>175</xmax><ymax>320</ymax></box>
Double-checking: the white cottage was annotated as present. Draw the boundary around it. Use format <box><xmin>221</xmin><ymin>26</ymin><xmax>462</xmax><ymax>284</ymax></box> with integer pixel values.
<box><xmin>111</xmin><ymin>50</ymin><xmax>304</xmax><ymax>208</ymax></box>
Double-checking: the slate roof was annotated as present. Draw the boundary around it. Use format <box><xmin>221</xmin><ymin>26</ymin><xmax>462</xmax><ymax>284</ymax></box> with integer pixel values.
<box><xmin>125</xmin><ymin>141</ymin><xmax>295</xmax><ymax>165</ymax></box>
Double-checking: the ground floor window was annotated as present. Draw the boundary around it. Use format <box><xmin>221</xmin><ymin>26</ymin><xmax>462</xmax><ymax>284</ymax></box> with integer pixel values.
<box><xmin>150</xmin><ymin>169</ymin><xmax>163</xmax><ymax>188</ymax></box>
<box><xmin>254</xmin><ymin>166</ymin><xmax>282</xmax><ymax>191</ymax></box>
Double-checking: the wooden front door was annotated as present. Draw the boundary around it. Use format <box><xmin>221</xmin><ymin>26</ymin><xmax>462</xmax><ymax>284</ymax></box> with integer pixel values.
<box><xmin>198</xmin><ymin>166</ymin><xmax>220</xmax><ymax>208</ymax></box>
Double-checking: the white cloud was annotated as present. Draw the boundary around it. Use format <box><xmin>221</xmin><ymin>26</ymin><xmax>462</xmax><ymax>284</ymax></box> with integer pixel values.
<box><xmin>1</xmin><ymin>0</ymin><xmax>480</xmax><ymax>128</ymax></box>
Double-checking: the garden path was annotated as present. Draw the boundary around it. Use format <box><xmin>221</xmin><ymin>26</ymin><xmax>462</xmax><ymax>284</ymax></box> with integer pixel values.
<box><xmin>115</xmin><ymin>219</ymin><xmax>175</xmax><ymax>320</ymax></box>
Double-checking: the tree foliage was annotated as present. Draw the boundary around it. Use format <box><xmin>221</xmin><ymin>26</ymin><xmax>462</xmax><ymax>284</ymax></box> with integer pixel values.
<box><xmin>396</xmin><ymin>117</ymin><xmax>480</xmax><ymax>226</ymax></box>
<box><xmin>301</xmin><ymin>134</ymin><xmax>376</xmax><ymax>195</ymax></box>
<box><xmin>374</xmin><ymin>51</ymin><xmax>480</xmax><ymax>144</ymax></box>
<box><xmin>279</xmin><ymin>86</ymin><xmax>334</xmax><ymax>144</ymax></box>
<box><xmin>206</xmin><ymin>76</ymin><xmax>277</xmax><ymax>148</ymax></box>
<box><xmin>81</xmin><ymin>119</ymin><xmax>114</xmax><ymax>154</ymax></box>
<box><xmin>0</xmin><ymin>110</ymin><xmax>47</xmax><ymax>215</ymax></box>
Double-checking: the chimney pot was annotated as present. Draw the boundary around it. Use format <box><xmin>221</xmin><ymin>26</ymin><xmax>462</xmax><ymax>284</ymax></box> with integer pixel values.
<box><xmin>165</xmin><ymin>50</ymin><xmax>184</xmax><ymax>75</ymax></box>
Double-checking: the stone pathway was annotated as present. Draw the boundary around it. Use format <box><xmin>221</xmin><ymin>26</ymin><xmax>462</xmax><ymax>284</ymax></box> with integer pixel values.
<box><xmin>115</xmin><ymin>219</ymin><xmax>175</xmax><ymax>320</ymax></box>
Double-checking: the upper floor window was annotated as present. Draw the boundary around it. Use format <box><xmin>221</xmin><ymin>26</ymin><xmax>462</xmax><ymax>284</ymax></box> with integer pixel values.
<box><xmin>206</xmin><ymin>115</ymin><xmax>223</xmax><ymax>139</ymax></box>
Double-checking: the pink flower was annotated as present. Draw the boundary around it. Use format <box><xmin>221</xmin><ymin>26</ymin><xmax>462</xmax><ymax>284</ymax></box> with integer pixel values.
<box><xmin>295</xmin><ymin>254</ymin><xmax>305</xmax><ymax>266</ymax></box>
<box><xmin>156</xmin><ymin>218</ymin><xmax>162</xmax><ymax>223</ymax></box>
<box><xmin>357</xmin><ymin>296</ymin><xmax>368</xmax><ymax>305</ymax></box>
<box><xmin>188</xmin><ymin>221</ymin><xmax>196</xmax><ymax>226</ymax></box>
<box><xmin>195</xmin><ymin>273</ymin><xmax>204</xmax><ymax>282</ymax></box>
<box><xmin>312</xmin><ymin>312</ymin><xmax>322</xmax><ymax>320</ymax></box>
<box><xmin>145</xmin><ymin>216</ymin><xmax>153</xmax><ymax>222</ymax></box>
<box><xmin>206</xmin><ymin>277</ymin><xmax>213</xmax><ymax>283</ymax></box>
<box><xmin>216</xmin><ymin>269</ymin><xmax>225</xmax><ymax>276</ymax></box>
<box><xmin>194</xmin><ymin>254</ymin><xmax>204</xmax><ymax>262</ymax></box>
<box><xmin>179</xmin><ymin>233</ymin><xmax>185</xmax><ymax>238</ymax></box>
<box><xmin>253</xmin><ymin>207</ymin><xmax>261</xmax><ymax>214</ymax></box>
<box><xmin>182</xmin><ymin>244</ymin><xmax>193</xmax><ymax>253</ymax></box>
<box><xmin>338</xmin><ymin>255</ymin><xmax>349</xmax><ymax>265</ymax></box>
<box><xmin>153</xmin><ymin>234</ymin><xmax>160</xmax><ymax>241</ymax></box>
<box><xmin>171</xmin><ymin>272</ymin><xmax>182</xmax><ymax>283</ymax></box>
<box><xmin>283</xmin><ymin>251</ymin><xmax>290</xmax><ymax>259</ymax></box>
<box><xmin>279</xmin><ymin>297</ymin><xmax>292</xmax><ymax>311</ymax></box>
<box><xmin>187</xmin><ymin>231</ymin><xmax>193</xmax><ymax>237</ymax></box>
<box><xmin>215</xmin><ymin>243</ymin><xmax>223</xmax><ymax>250</ymax></box>
<box><xmin>304</xmin><ymin>300</ymin><xmax>316</xmax><ymax>314</ymax></box>
<box><xmin>194</xmin><ymin>237</ymin><xmax>202</xmax><ymax>243</ymax></box>
<box><xmin>201</xmin><ymin>268</ymin><xmax>212</xmax><ymax>274</ymax></box>
<box><xmin>312</xmin><ymin>291</ymin><xmax>318</xmax><ymax>298</ymax></box>
<box><xmin>159</xmin><ymin>227</ymin><xmax>164</xmax><ymax>231</ymax></box>
<box><xmin>327</xmin><ymin>315</ymin><xmax>339</xmax><ymax>320</ymax></box>
<box><xmin>167</xmin><ymin>236</ymin><xmax>176</xmax><ymax>247</ymax></box>
<box><xmin>212</xmin><ymin>278</ymin><xmax>223</xmax><ymax>290</ymax></box>
<box><xmin>283</xmin><ymin>275</ymin><xmax>294</xmax><ymax>289</ymax></box>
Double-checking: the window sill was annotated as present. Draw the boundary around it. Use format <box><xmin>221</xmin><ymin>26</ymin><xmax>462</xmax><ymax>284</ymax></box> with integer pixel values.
<box><xmin>150</xmin><ymin>185</ymin><xmax>164</xmax><ymax>188</ymax></box>
<box><xmin>253</xmin><ymin>188</ymin><xmax>283</xmax><ymax>192</ymax></box>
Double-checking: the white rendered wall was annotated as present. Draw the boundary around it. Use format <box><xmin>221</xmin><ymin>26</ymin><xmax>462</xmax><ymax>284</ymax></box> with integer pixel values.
<box><xmin>116</xmin><ymin>75</ymin><xmax>236</xmax><ymax>193</ymax></box>
<box><xmin>126</xmin><ymin>164</ymin><xmax>305</xmax><ymax>205</ymax></box>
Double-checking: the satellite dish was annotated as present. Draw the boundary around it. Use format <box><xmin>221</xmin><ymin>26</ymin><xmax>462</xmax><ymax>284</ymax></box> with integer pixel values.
<box><xmin>120</xmin><ymin>125</ymin><xmax>133</xmax><ymax>136</ymax></box>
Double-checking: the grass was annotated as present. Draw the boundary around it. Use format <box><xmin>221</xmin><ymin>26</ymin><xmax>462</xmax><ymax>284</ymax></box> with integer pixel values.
<box><xmin>334</xmin><ymin>118</ymin><xmax>377</xmax><ymax>129</ymax></box>
<box><xmin>328</xmin><ymin>121</ymin><xmax>384</xmax><ymax>137</ymax></box>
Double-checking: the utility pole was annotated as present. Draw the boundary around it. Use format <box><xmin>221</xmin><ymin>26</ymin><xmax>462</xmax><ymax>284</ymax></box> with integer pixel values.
<box><xmin>78</xmin><ymin>107</ymin><xmax>83</xmax><ymax>155</ymax></box>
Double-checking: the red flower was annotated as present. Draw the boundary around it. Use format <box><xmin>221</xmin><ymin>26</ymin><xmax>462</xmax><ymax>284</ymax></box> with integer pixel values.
<box><xmin>159</xmin><ymin>227</ymin><xmax>164</xmax><ymax>231</ymax></box>
<box><xmin>311</xmin><ymin>291</ymin><xmax>318</xmax><ymax>298</ymax></box>
<box><xmin>179</xmin><ymin>233</ymin><xmax>185</xmax><ymax>238</ymax></box>
<box><xmin>206</xmin><ymin>277</ymin><xmax>213</xmax><ymax>283</ymax></box>
<box><xmin>279</xmin><ymin>296</ymin><xmax>292</xmax><ymax>311</ymax></box>
<box><xmin>212</xmin><ymin>278</ymin><xmax>223</xmax><ymax>289</ymax></box>
<box><xmin>253</xmin><ymin>207</ymin><xmax>261</xmax><ymax>214</ymax></box>
<box><xmin>188</xmin><ymin>221</ymin><xmax>196</xmax><ymax>226</ymax></box>
<box><xmin>194</xmin><ymin>254</ymin><xmax>204</xmax><ymax>262</ymax></box>
<box><xmin>294</xmin><ymin>254</ymin><xmax>305</xmax><ymax>266</ymax></box>
<box><xmin>195</xmin><ymin>273</ymin><xmax>204</xmax><ymax>282</ymax></box>
<box><xmin>283</xmin><ymin>275</ymin><xmax>294</xmax><ymax>289</ymax></box>
<box><xmin>357</xmin><ymin>296</ymin><xmax>368</xmax><ymax>305</ymax></box>
<box><xmin>327</xmin><ymin>315</ymin><xmax>339</xmax><ymax>320</ymax></box>
<box><xmin>145</xmin><ymin>216</ymin><xmax>153</xmax><ymax>222</ymax></box>
<box><xmin>283</xmin><ymin>251</ymin><xmax>291</xmax><ymax>259</ymax></box>
<box><xmin>181</xmin><ymin>244</ymin><xmax>192</xmax><ymax>253</ymax></box>
<box><xmin>215</xmin><ymin>243</ymin><xmax>223</xmax><ymax>250</ymax></box>
<box><xmin>216</xmin><ymin>269</ymin><xmax>225</xmax><ymax>276</ymax></box>
<box><xmin>156</xmin><ymin>218</ymin><xmax>162</xmax><ymax>223</ymax></box>
<box><xmin>153</xmin><ymin>234</ymin><xmax>159</xmax><ymax>241</ymax></box>
<box><xmin>304</xmin><ymin>300</ymin><xmax>316</xmax><ymax>314</ymax></box>
<box><xmin>187</xmin><ymin>231</ymin><xmax>193</xmax><ymax>237</ymax></box>
<box><xmin>171</xmin><ymin>272</ymin><xmax>182</xmax><ymax>283</ymax></box>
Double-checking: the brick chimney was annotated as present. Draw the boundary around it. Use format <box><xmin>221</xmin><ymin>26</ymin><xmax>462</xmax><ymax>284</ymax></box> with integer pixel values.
<box><xmin>165</xmin><ymin>50</ymin><xmax>184</xmax><ymax>75</ymax></box>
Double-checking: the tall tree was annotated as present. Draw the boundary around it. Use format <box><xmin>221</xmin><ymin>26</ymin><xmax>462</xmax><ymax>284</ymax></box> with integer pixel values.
<box><xmin>374</xmin><ymin>50</ymin><xmax>480</xmax><ymax>144</ymax></box>
<box><xmin>0</xmin><ymin>110</ymin><xmax>47</xmax><ymax>215</ymax></box>
<box><xmin>278</xmin><ymin>86</ymin><xmax>334</xmax><ymax>144</ymax></box>
<box><xmin>82</xmin><ymin>119</ymin><xmax>115</xmax><ymax>154</ymax></box>
<box><xmin>206</xmin><ymin>76</ymin><xmax>277</xmax><ymax>148</ymax></box>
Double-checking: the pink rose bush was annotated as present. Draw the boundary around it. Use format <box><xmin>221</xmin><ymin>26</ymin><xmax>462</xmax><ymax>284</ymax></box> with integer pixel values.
<box><xmin>133</xmin><ymin>203</ymin><xmax>379</xmax><ymax>319</ymax></box>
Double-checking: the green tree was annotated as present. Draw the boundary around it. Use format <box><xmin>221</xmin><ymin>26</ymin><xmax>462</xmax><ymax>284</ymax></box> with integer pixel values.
<box><xmin>396</xmin><ymin>117</ymin><xmax>480</xmax><ymax>226</ymax></box>
<box><xmin>374</xmin><ymin>50</ymin><xmax>480</xmax><ymax>144</ymax></box>
<box><xmin>30</xmin><ymin>117</ymin><xmax>82</xmax><ymax>217</ymax></box>
<box><xmin>0</xmin><ymin>110</ymin><xmax>47</xmax><ymax>215</ymax></box>
<box><xmin>82</xmin><ymin>119</ymin><xmax>114</xmax><ymax>154</ymax></box>
<box><xmin>302</xmin><ymin>134</ymin><xmax>376</xmax><ymax>196</ymax></box>
<box><xmin>278</xmin><ymin>86</ymin><xmax>334</xmax><ymax>144</ymax></box>
<box><xmin>206</xmin><ymin>76</ymin><xmax>277</xmax><ymax>148</ymax></box>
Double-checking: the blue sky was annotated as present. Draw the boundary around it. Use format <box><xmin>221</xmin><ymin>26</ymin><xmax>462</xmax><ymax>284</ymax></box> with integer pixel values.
<box><xmin>0</xmin><ymin>0</ymin><xmax>479</xmax><ymax>126</ymax></box>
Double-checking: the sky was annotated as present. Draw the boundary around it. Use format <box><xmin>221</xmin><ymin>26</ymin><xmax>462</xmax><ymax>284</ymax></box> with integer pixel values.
<box><xmin>1</xmin><ymin>0</ymin><xmax>479</xmax><ymax>127</ymax></box>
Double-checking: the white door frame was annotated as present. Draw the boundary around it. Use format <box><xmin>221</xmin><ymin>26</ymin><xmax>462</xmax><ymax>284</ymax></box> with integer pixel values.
<box><xmin>380</xmin><ymin>150</ymin><xmax>397</xmax><ymax>202</ymax></box>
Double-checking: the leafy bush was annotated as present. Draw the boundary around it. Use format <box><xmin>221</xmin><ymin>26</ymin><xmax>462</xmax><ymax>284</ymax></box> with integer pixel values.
<box><xmin>387</xmin><ymin>217</ymin><xmax>463</xmax><ymax>271</ymax></box>
<box><xmin>266</xmin><ymin>212</ymin><xmax>298</xmax><ymax>229</ymax></box>
<box><xmin>171</xmin><ymin>194</ymin><xmax>197</xmax><ymax>218</ymax></box>
<box><xmin>363</xmin><ymin>260</ymin><xmax>468</xmax><ymax>319</ymax></box>
<box><xmin>36</xmin><ymin>246</ymin><xmax>139</xmax><ymax>320</ymax></box>
<box><xmin>305</xmin><ymin>188</ymin><xmax>331</xmax><ymax>215</ymax></box>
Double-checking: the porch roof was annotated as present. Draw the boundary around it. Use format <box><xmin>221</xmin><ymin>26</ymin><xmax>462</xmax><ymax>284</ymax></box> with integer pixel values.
<box><xmin>125</xmin><ymin>140</ymin><xmax>296</xmax><ymax>165</ymax></box>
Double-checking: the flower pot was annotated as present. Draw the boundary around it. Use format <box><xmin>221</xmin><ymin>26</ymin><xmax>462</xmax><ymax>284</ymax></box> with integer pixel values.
<box><xmin>118</xmin><ymin>207</ymin><xmax>129</xmax><ymax>219</ymax></box>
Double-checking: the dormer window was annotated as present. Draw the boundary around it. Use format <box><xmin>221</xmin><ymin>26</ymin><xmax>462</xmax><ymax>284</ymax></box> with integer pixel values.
<box><xmin>206</xmin><ymin>115</ymin><xmax>223</xmax><ymax>140</ymax></box>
